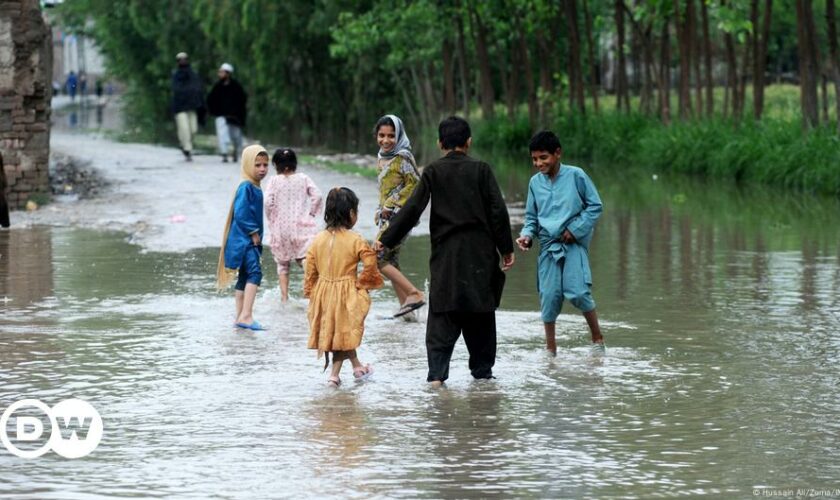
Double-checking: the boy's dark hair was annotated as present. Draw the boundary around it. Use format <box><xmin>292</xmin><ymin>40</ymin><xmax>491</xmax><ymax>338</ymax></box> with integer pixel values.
<box><xmin>438</xmin><ymin>116</ymin><xmax>471</xmax><ymax>150</ymax></box>
<box><xmin>324</xmin><ymin>187</ymin><xmax>359</xmax><ymax>230</ymax></box>
<box><xmin>272</xmin><ymin>148</ymin><xmax>297</xmax><ymax>173</ymax></box>
<box><xmin>529</xmin><ymin>130</ymin><xmax>562</xmax><ymax>153</ymax></box>
<box><xmin>374</xmin><ymin>115</ymin><xmax>396</xmax><ymax>135</ymax></box>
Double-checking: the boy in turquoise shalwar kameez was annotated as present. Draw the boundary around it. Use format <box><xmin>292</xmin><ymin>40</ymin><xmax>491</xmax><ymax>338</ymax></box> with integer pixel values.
<box><xmin>516</xmin><ymin>131</ymin><xmax>606</xmax><ymax>356</ymax></box>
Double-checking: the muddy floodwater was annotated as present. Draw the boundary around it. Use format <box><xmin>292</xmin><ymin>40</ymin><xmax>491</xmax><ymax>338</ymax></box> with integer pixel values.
<box><xmin>2</xmin><ymin>121</ymin><xmax>840</xmax><ymax>498</ymax></box>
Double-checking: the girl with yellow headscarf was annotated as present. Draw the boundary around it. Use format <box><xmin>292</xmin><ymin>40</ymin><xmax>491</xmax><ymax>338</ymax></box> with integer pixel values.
<box><xmin>216</xmin><ymin>145</ymin><xmax>270</xmax><ymax>330</ymax></box>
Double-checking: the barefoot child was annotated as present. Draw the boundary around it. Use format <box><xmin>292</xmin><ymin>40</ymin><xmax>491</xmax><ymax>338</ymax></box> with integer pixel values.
<box><xmin>304</xmin><ymin>187</ymin><xmax>383</xmax><ymax>387</ymax></box>
<box><xmin>264</xmin><ymin>148</ymin><xmax>322</xmax><ymax>302</ymax></box>
<box><xmin>377</xmin><ymin>116</ymin><xmax>515</xmax><ymax>386</ymax></box>
<box><xmin>515</xmin><ymin>131</ymin><xmax>605</xmax><ymax>356</ymax></box>
<box><xmin>373</xmin><ymin>115</ymin><xmax>426</xmax><ymax>318</ymax></box>
<box><xmin>216</xmin><ymin>145</ymin><xmax>270</xmax><ymax>330</ymax></box>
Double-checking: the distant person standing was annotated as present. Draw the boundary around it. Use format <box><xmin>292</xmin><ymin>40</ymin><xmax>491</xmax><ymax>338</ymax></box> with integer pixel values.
<box><xmin>65</xmin><ymin>71</ymin><xmax>78</xmax><ymax>101</ymax></box>
<box><xmin>206</xmin><ymin>63</ymin><xmax>247</xmax><ymax>163</ymax></box>
<box><xmin>79</xmin><ymin>71</ymin><xmax>88</xmax><ymax>100</ymax></box>
<box><xmin>170</xmin><ymin>52</ymin><xmax>204</xmax><ymax>162</ymax></box>
<box><xmin>0</xmin><ymin>152</ymin><xmax>10</xmax><ymax>228</ymax></box>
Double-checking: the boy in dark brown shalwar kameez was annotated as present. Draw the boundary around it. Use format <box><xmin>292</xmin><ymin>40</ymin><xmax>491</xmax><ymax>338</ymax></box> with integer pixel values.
<box><xmin>376</xmin><ymin>116</ymin><xmax>515</xmax><ymax>386</ymax></box>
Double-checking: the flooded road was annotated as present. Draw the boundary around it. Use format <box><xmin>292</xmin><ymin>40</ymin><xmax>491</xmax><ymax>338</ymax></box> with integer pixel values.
<box><xmin>2</xmin><ymin>126</ymin><xmax>840</xmax><ymax>497</ymax></box>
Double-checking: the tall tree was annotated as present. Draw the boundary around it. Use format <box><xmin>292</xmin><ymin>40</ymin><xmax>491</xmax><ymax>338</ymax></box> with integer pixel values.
<box><xmin>796</xmin><ymin>0</ymin><xmax>820</xmax><ymax>127</ymax></box>
<box><xmin>700</xmin><ymin>0</ymin><xmax>714</xmax><ymax>116</ymax></box>
<box><xmin>566</xmin><ymin>0</ymin><xmax>586</xmax><ymax>113</ymax></box>
<box><xmin>659</xmin><ymin>15</ymin><xmax>672</xmax><ymax>124</ymax></box>
<box><xmin>469</xmin><ymin>1</ymin><xmax>496</xmax><ymax>119</ymax></box>
<box><xmin>828</xmin><ymin>0</ymin><xmax>840</xmax><ymax>133</ymax></box>
<box><xmin>583</xmin><ymin>0</ymin><xmax>600</xmax><ymax>113</ymax></box>
<box><xmin>615</xmin><ymin>0</ymin><xmax>630</xmax><ymax>112</ymax></box>
<box><xmin>752</xmin><ymin>0</ymin><xmax>773</xmax><ymax>119</ymax></box>
<box><xmin>675</xmin><ymin>0</ymin><xmax>694</xmax><ymax>119</ymax></box>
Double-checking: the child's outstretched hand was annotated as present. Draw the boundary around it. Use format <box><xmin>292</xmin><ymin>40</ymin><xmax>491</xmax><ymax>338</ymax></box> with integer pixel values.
<box><xmin>515</xmin><ymin>236</ymin><xmax>532</xmax><ymax>251</ymax></box>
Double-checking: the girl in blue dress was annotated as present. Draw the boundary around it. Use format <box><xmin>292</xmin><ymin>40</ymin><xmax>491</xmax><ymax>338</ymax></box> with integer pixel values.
<box><xmin>216</xmin><ymin>145</ymin><xmax>270</xmax><ymax>330</ymax></box>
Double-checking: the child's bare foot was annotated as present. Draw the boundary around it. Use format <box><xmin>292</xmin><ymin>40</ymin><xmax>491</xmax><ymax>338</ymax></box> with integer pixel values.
<box><xmin>429</xmin><ymin>380</ymin><xmax>444</xmax><ymax>389</ymax></box>
<box><xmin>590</xmin><ymin>341</ymin><xmax>606</xmax><ymax>357</ymax></box>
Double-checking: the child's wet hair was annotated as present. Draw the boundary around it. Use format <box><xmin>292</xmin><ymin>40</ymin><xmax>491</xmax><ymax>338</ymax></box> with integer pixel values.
<box><xmin>438</xmin><ymin>116</ymin><xmax>471</xmax><ymax>149</ymax></box>
<box><xmin>374</xmin><ymin>115</ymin><xmax>396</xmax><ymax>135</ymax></box>
<box><xmin>529</xmin><ymin>130</ymin><xmax>562</xmax><ymax>153</ymax></box>
<box><xmin>272</xmin><ymin>148</ymin><xmax>297</xmax><ymax>173</ymax></box>
<box><xmin>324</xmin><ymin>187</ymin><xmax>359</xmax><ymax>229</ymax></box>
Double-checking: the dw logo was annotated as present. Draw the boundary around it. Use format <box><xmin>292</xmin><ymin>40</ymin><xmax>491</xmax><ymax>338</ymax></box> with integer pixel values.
<box><xmin>1</xmin><ymin>399</ymin><xmax>103</xmax><ymax>459</ymax></box>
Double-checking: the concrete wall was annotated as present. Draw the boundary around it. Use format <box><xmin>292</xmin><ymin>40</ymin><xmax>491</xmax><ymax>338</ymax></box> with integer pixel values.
<box><xmin>0</xmin><ymin>0</ymin><xmax>51</xmax><ymax>209</ymax></box>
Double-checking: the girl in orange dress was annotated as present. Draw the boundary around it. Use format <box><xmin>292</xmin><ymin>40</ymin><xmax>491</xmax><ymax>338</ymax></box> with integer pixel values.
<box><xmin>304</xmin><ymin>187</ymin><xmax>383</xmax><ymax>387</ymax></box>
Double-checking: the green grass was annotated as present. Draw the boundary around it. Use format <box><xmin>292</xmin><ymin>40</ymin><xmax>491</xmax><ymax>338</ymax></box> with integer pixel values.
<box><xmin>300</xmin><ymin>155</ymin><xmax>378</xmax><ymax>179</ymax></box>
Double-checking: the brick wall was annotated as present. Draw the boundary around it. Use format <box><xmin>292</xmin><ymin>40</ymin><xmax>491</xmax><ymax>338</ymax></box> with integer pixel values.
<box><xmin>0</xmin><ymin>0</ymin><xmax>51</xmax><ymax>209</ymax></box>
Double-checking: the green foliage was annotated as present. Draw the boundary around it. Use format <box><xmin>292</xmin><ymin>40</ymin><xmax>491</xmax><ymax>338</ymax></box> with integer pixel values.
<box><xmin>478</xmin><ymin>85</ymin><xmax>840</xmax><ymax>195</ymax></box>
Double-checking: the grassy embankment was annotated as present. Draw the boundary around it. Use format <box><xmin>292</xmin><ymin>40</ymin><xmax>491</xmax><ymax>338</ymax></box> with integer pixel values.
<box><xmin>475</xmin><ymin>85</ymin><xmax>840</xmax><ymax>195</ymax></box>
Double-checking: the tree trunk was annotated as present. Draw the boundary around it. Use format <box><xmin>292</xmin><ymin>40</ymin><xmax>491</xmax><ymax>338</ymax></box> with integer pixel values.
<box><xmin>515</xmin><ymin>16</ymin><xmax>539</xmax><ymax>129</ymax></box>
<box><xmin>623</xmin><ymin>3</ymin><xmax>655</xmax><ymax>115</ymax></box>
<box><xmin>796</xmin><ymin>0</ymin><xmax>820</xmax><ymax>128</ymax></box>
<box><xmin>701</xmin><ymin>0</ymin><xmax>714</xmax><ymax>116</ymax></box>
<box><xmin>469</xmin><ymin>2</ymin><xmax>496</xmax><ymax>119</ymax></box>
<box><xmin>821</xmin><ymin>73</ymin><xmax>830</xmax><ymax>123</ymax></box>
<box><xmin>689</xmin><ymin>0</ymin><xmax>702</xmax><ymax>115</ymax></box>
<box><xmin>503</xmin><ymin>40</ymin><xmax>517</xmax><ymax>119</ymax></box>
<box><xmin>753</xmin><ymin>0</ymin><xmax>773</xmax><ymax>119</ymax></box>
<box><xmin>566</xmin><ymin>0</ymin><xmax>586</xmax><ymax>113</ymax></box>
<box><xmin>641</xmin><ymin>25</ymin><xmax>655</xmax><ymax>115</ymax></box>
<box><xmin>828</xmin><ymin>0</ymin><xmax>840</xmax><ymax>134</ymax></box>
<box><xmin>583</xmin><ymin>0</ymin><xmax>600</xmax><ymax>113</ymax></box>
<box><xmin>615</xmin><ymin>0</ymin><xmax>630</xmax><ymax>112</ymax></box>
<box><xmin>724</xmin><ymin>28</ymin><xmax>739</xmax><ymax>119</ymax></box>
<box><xmin>536</xmin><ymin>32</ymin><xmax>554</xmax><ymax>124</ymax></box>
<box><xmin>455</xmin><ymin>9</ymin><xmax>471</xmax><ymax>118</ymax></box>
<box><xmin>443</xmin><ymin>39</ymin><xmax>456</xmax><ymax>114</ymax></box>
<box><xmin>675</xmin><ymin>0</ymin><xmax>693</xmax><ymax>119</ymax></box>
<box><xmin>659</xmin><ymin>17</ymin><xmax>672</xmax><ymax>124</ymax></box>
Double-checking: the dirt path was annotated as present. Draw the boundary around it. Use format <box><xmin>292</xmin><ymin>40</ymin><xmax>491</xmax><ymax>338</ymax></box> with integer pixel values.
<box><xmin>15</xmin><ymin>132</ymin><xmax>429</xmax><ymax>253</ymax></box>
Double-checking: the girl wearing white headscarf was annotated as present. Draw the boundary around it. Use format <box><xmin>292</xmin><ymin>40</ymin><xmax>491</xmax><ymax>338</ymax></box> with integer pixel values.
<box><xmin>373</xmin><ymin>114</ymin><xmax>426</xmax><ymax>318</ymax></box>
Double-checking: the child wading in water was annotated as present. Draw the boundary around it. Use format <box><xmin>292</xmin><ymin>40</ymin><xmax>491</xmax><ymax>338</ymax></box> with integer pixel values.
<box><xmin>264</xmin><ymin>148</ymin><xmax>323</xmax><ymax>302</ymax></box>
<box><xmin>217</xmin><ymin>145</ymin><xmax>270</xmax><ymax>330</ymax></box>
<box><xmin>515</xmin><ymin>131</ymin><xmax>605</xmax><ymax>356</ymax></box>
<box><xmin>377</xmin><ymin>116</ymin><xmax>515</xmax><ymax>386</ymax></box>
<box><xmin>304</xmin><ymin>187</ymin><xmax>383</xmax><ymax>387</ymax></box>
<box><xmin>373</xmin><ymin>115</ymin><xmax>425</xmax><ymax>319</ymax></box>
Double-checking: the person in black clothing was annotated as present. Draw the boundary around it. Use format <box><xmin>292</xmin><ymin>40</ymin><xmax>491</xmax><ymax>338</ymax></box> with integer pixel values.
<box><xmin>206</xmin><ymin>63</ymin><xmax>247</xmax><ymax>163</ymax></box>
<box><xmin>171</xmin><ymin>52</ymin><xmax>204</xmax><ymax>161</ymax></box>
<box><xmin>0</xmin><ymin>152</ymin><xmax>10</xmax><ymax>228</ymax></box>
<box><xmin>376</xmin><ymin>116</ymin><xmax>515</xmax><ymax>386</ymax></box>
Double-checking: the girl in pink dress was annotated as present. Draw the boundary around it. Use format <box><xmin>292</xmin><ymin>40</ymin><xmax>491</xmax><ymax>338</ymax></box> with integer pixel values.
<box><xmin>264</xmin><ymin>148</ymin><xmax>323</xmax><ymax>302</ymax></box>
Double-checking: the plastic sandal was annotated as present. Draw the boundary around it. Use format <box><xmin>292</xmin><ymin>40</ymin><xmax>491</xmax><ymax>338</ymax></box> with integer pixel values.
<box><xmin>235</xmin><ymin>320</ymin><xmax>266</xmax><ymax>331</ymax></box>
<box><xmin>327</xmin><ymin>376</ymin><xmax>341</xmax><ymax>388</ymax></box>
<box><xmin>353</xmin><ymin>364</ymin><xmax>374</xmax><ymax>381</ymax></box>
<box><xmin>393</xmin><ymin>300</ymin><xmax>426</xmax><ymax>318</ymax></box>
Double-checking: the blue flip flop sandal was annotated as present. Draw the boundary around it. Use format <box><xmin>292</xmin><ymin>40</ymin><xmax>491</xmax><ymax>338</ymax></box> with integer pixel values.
<box><xmin>235</xmin><ymin>321</ymin><xmax>266</xmax><ymax>331</ymax></box>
